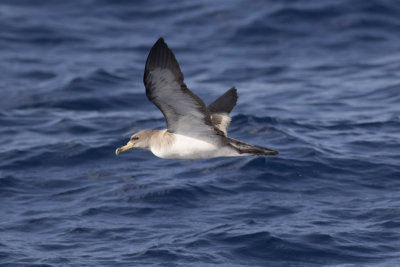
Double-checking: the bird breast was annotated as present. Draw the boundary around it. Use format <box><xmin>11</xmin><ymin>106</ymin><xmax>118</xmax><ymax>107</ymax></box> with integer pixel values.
<box><xmin>150</xmin><ymin>132</ymin><xmax>220</xmax><ymax>159</ymax></box>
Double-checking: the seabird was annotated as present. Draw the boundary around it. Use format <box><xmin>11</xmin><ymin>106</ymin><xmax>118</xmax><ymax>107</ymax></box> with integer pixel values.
<box><xmin>115</xmin><ymin>38</ymin><xmax>278</xmax><ymax>159</ymax></box>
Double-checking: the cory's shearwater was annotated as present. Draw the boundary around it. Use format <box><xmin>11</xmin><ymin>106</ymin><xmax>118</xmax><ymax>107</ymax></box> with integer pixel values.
<box><xmin>115</xmin><ymin>38</ymin><xmax>278</xmax><ymax>159</ymax></box>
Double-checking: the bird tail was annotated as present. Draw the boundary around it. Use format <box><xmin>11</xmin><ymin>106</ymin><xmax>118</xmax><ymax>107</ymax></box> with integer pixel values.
<box><xmin>227</xmin><ymin>137</ymin><xmax>278</xmax><ymax>156</ymax></box>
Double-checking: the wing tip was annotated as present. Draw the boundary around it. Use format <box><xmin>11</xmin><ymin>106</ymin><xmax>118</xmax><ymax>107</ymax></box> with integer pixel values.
<box><xmin>230</xmin><ymin>87</ymin><xmax>238</xmax><ymax>103</ymax></box>
<box><xmin>144</xmin><ymin>37</ymin><xmax>183</xmax><ymax>82</ymax></box>
<box><xmin>154</xmin><ymin>37</ymin><xmax>166</xmax><ymax>47</ymax></box>
<box><xmin>208</xmin><ymin>87</ymin><xmax>239</xmax><ymax>114</ymax></box>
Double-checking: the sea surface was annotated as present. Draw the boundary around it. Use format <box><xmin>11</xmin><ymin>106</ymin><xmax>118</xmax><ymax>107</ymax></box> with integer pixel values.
<box><xmin>1</xmin><ymin>0</ymin><xmax>400</xmax><ymax>266</ymax></box>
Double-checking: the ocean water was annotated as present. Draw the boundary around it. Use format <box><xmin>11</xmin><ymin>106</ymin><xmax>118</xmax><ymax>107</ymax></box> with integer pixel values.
<box><xmin>1</xmin><ymin>0</ymin><xmax>400</xmax><ymax>266</ymax></box>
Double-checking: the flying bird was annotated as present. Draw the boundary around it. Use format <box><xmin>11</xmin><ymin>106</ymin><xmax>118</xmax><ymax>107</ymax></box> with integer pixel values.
<box><xmin>116</xmin><ymin>38</ymin><xmax>278</xmax><ymax>159</ymax></box>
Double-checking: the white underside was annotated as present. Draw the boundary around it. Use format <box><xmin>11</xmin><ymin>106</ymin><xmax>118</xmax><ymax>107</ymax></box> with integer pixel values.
<box><xmin>150</xmin><ymin>134</ymin><xmax>240</xmax><ymax>159</ymax></box>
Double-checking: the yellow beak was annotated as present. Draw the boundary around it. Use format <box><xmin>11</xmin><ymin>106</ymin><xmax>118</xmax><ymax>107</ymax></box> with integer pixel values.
<box><xmin>115</xmin><ymin>141</ymin><xmax>134</xmax><ymax>155</ymax></box>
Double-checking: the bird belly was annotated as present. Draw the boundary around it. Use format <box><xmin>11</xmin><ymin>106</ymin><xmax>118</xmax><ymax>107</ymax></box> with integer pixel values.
<box><xmin>150</xmin><ymin>134</ymin><xmax>237</xmax><ymax>159</ymax></box>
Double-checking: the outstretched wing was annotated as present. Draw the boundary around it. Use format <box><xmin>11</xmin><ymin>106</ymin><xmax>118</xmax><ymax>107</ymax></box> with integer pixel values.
<box><xmin>208</xmin><ymin>87</ymin><xmax>238</xmax><ymax>114</ymax></box>
<box><xmin>208</xmin><ymin>87</ymin><xmax>238</xmax><ymax>136</ymax></box>
<box><xmin>143</xmin><ymin>38</ymin><xmax>223</xmax><ymax>137</ymax></box>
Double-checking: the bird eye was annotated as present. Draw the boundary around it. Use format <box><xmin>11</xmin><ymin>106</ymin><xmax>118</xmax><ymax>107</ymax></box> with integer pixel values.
<box><xmin>132</xmin><ymin>136</ymin><xmax>139</xmax><ymax>141</ymax></box>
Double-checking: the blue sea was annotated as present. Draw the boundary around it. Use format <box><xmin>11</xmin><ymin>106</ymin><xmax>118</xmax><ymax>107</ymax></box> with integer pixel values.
<box><xmin>1</xmin><ymin>0</ymin><xmax>400</xmax><ymax>266</ymax></box>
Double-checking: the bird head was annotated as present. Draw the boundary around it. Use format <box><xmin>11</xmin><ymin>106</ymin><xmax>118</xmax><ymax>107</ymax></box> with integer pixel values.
<box><xmin>115</xmin><ymin>130</ymin><xmax>152</xmax><ymax>155</ymax></box>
